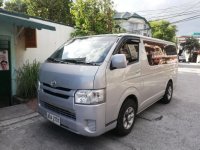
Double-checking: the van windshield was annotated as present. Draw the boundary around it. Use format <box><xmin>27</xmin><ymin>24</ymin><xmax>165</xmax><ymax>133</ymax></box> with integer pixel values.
<box><xmin>48</xmin><ymin>36</ymin><xmax>118</xmax><ymax>65</ymax></box>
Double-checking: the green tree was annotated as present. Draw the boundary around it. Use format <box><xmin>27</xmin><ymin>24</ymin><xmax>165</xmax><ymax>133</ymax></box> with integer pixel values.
<box><xmin>150</xmin><ymin>20</ymin><xmax>177</xmax><ymax>42</ymax></box>
<box><xmin>71</xmin><ymin>0</ymin><xmax>114</xmax><ymax>37</ymax></box>
<box><xmin>4</xmin><ymin>0</ymin><xmax>73</xmax><ymax>25</ymax></box>
<box><xmin>4</xmin><ymin>0</ymin><xmax>28</xmax><ymax>14</ymax></box>
<box><xmin>182</xmin><ymin>37</ymin><xmax>200</xmax><ymax>62</ymax></box>
<box><xmin>0</xmin><ymin>0</ymin><xmax>3</xmax><ymax>7</ymax></box>
<box><xmin>27</xmin><ymin>0</ymin><xmax>73</xmax><ymax>25</ymax></box>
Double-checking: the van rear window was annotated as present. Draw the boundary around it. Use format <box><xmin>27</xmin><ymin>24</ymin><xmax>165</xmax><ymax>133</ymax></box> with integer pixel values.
<box><xmin>144</xmin><ymin>41</ymin><xmax>177</xmax><ymax>66</ymax></box>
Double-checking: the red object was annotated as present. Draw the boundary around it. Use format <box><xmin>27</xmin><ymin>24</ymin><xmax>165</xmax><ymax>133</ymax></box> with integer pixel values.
<box><xmin>25</xmin><ymin>28</ymin><xmax>37</xmax><ymax>48</ymax></box>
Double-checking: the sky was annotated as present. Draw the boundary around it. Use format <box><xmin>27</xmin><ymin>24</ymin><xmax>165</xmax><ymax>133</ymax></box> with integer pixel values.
<box><xmin>113</xmin><ymin>0</ymin><xmax>200</xmax><ymax>36</ymax></box>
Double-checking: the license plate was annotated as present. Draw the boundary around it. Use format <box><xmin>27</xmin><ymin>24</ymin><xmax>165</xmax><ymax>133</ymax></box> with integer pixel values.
<box><xmin>47</xmin><ymin>112</ymin><xmax>60</xmax><ymax>126</ymax></box>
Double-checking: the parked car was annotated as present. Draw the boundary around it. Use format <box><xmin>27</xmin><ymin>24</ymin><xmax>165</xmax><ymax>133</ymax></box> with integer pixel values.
<box><xmin>38</xmin><ymin>34</ymin><xmax>178</xmax><ymax>137</ymax></box>
<box><xmin>178</xmin><ymin>50</ymin><xmax>186</xmax><ymax>62</ymax></box>
<box><xmin>179</xmin><ymin>54</ymin><xmax>186</xmax><ymax>62</ymax></box>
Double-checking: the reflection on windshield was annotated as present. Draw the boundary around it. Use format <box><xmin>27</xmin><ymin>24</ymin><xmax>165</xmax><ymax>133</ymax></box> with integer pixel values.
<box><xmin>49</xmin><ymin>36</ymin><xmax>118</xmax><ymax>64</ymax></box>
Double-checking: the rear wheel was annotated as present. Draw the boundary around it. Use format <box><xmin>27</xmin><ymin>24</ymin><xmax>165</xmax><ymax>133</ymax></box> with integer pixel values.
<box><xmin>115</xmin><ymin>99</ymin><xmax>137</xmax><ymax>136</ymax></box>
<box><xmin>160</xmin><ymin>81</ymin><xmax>173</xmax><ymax>104</ymax></box>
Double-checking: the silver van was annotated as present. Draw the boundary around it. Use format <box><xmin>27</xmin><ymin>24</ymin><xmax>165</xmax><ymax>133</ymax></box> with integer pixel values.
<box><xmin>38</xmin><ymin>34</ymin><xmax>178</xmax><ymax>136</ymax></box>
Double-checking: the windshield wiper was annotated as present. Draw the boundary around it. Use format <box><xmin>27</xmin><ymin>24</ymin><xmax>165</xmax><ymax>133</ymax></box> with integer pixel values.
<box><xmin>61</xmin><ymin>58</ymin><xmax>98</xmax><ymax>66</ymax></box>
<box><xmin>61</xmin><ymin>57</ymin><xmax>86</xmax><ymax>62</ymax></box>
<box><xmin>47</xmin><ymin>57</ymin><xmax>62</xmax><ymax>63</ymax></box>
<box><xmin>47</xmin><ymin>57</ymin><xmax>99</xmax><ymax>65</ymax></box>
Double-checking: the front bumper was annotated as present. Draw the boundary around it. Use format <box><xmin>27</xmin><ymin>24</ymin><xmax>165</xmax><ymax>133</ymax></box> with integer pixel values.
<box><xmin>38</xmin><ymin>101</ymin><xmax>107</xmax><ymax>137</ymax></box>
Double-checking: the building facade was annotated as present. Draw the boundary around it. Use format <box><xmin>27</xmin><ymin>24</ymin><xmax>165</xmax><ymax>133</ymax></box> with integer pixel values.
<box><xmin>114</xmin><ymin>12</ymin><xmax>151</xmax><ymax>37</ymax></box>
<box><xmin>0</xmin><ymin>9</ymin><xmax>74</xmax><ymax>107</ymax></box>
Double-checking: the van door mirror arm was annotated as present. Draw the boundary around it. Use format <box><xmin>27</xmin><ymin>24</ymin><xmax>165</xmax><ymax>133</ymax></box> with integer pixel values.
<box><xmin>110</xmin><ymin>63</ymin><xmax>117</xmax><ymax>70</ymax></box>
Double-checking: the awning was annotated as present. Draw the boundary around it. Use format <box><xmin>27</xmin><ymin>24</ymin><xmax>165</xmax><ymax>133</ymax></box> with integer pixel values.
<box><xmin>0</xmin><ymin>12</ymin><xmax>56</xmax><ymax>31</ymax></box>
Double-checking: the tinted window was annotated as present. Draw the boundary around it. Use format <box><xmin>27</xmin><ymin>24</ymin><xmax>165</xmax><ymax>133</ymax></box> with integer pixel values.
<box><xmin>117</xmin><ymin>39</ymin><xmax>139</xmax><ymax>64</ymax></box>
<box><xmin>144</xmin><ymin>41</ymin><xmax>177</xmax><ymax>66</ymax></box>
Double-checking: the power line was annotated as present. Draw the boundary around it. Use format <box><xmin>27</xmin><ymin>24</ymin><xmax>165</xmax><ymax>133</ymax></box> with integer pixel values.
<box><xmin>149</xmin><ymin>10</ymin><xmax>200</xmax><ymax>21</ymax></box>
<box><xmin>116</xmin><ymin>1</ymin><xmax>200</xmax><ymax>32</ymax></box>
<box><xmin>119</xmin><ymin>14</ymin><xmax>200</xmax><ymax>32</ymax></box>
<box><xmin>135</xmin><ymin>1</ymin><xmax>197</xmax><ymax>13</ymax></box>
<box><xmin>136</xmin><ymin>0</ymin><xmax>200</xmax><ymax>15</ymax></box>
<box><xmin>139</xmin><ymin>1</ymin><xmax>200</xmax><ymax>25</ymax></box>
<box><xmin>171</xmin><ymin>14</ymin><xmax>200</xmax><ymax>24</ymax></box>
<box><xmin>137</xmin><ymin>0</ymin><xmax>200</xmax><ymax>21</ymax></box>
<box><xmin>145</xmin><ymin>6</ymin><xmax>200</xmax><ymax>19</ymax></box>
<box><xmin>147</xmin><ymin>1</ymin><xmax>200</xmax><ymax>19</ymax></box>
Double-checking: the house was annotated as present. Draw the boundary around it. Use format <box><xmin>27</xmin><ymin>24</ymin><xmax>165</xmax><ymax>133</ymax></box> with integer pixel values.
<box><xmin>0</xmin><ymin>9</ymin><xmax>74</xmax><ymax>107</ymax></box>
<box><xmin>114</xmin><ymin>12</ymin><xmax>151</xmax><ymax>37</ymax></box>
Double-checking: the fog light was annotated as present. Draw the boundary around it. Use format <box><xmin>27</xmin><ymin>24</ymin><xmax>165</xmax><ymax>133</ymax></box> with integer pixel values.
<box><xmin>86</xmin><ymin>120</ymin><xmax>96</xmax><ymax>131</ymax></box>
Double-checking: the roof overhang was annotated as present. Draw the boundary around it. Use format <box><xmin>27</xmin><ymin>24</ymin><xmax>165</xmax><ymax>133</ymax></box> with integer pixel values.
<box><xmin>0</xmin><ymin>12</ymin><xmax>56</xmax><ymax>31</ymax></box>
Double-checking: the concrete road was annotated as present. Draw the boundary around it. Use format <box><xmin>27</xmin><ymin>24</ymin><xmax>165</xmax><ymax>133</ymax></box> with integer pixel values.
<box><xmin>1</xmin><ymin>63</ymin><xmax>200</xmax><ymax>150</ymax></box>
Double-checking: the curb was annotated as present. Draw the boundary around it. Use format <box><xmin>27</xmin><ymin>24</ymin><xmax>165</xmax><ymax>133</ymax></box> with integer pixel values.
<box><xmin>0</xmin><ymin>112</ymin><xmax>39</xmax><ymax>127</ymax></box>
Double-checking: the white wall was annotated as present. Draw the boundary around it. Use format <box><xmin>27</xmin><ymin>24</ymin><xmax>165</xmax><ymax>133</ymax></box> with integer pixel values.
<box><xmin>16</xmin><ymin>19</ymin><xmax>74</xmax><ymax>68</ymax></box>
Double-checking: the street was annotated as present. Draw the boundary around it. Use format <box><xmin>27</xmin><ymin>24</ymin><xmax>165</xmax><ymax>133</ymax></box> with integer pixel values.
<box><xmin>0</xmin><ymin>63</ymin><xmax>200</xmax><ymax>150</ymax></box>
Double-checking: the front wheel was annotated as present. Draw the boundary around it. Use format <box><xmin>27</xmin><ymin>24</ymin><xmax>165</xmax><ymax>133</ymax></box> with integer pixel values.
<box><xmin>115</xmin><ymin>99</ymin><xmax>136</xmax><ymax>136</ymax></box>
<box><xmin>160</xmin><ymin>81</ymin><xmax>173</xmax><ymax>104</ymax></box>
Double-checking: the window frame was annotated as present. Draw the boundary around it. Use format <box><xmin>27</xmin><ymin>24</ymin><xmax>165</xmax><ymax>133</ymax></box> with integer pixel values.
<box><xmin>113</xmin><ymin>36</ymin><xmax>140</xmax><ymax>65</ymax></box>
<box><xmin>143</xmin><ymin>40</ymin><xmax>177</xmax><ymax>66</ymax></box>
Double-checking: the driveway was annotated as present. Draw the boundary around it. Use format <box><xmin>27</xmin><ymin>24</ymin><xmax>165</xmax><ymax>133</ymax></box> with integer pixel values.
<box><xmin>0</xmin><ymin>63</ymin><xmax>200</xmax><ymax>150</ymax></box>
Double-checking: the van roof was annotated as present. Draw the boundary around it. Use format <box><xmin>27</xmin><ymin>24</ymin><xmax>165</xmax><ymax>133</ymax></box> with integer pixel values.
<box><xmin>75</xmin><ymin>33</ymin><xmax>175</xmax><ymax>45</ymax></box>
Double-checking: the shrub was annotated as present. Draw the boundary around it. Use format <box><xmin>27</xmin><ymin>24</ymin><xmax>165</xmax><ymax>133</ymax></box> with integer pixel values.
<box><xmin>16</xmin><ymin>60</ymin><xmax>40</xmax><ymax>99</ymax></box>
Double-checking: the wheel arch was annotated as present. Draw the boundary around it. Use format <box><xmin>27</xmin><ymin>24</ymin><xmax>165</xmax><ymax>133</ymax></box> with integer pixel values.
<box><xmin>122</xmin><ymin>95</ymin><xmax>138</xmax><ymax>113</ymax></box>
<box><xmin>167</xmin><ymin>79</ymin><xmax>173</xmax><ymax>87</ymax></box>
<box><xmin>116</xmin><ymin>90</ymin><xmax>140</xmax><ymax>121</ymax></box>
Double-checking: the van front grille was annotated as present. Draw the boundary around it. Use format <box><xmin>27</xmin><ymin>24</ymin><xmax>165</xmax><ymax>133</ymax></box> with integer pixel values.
<box><xmin>43</xmin><ymin>83</ymin><xmax>71</xmax><ymax>91</ymax></box>
<box><xmin>43</xmin><ymin>102</ymin><xmax>76</xmax><ymax>120</ymax></box>
<box><xmin>43</xmin><ymin>89</ymin><xmax>69</xmax><ymax>99</ymax></box>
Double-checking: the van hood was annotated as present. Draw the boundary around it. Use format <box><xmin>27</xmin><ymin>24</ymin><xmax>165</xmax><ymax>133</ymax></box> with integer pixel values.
<box><xmin>39</xmin><ymin>63</ymin><xmax>99</xmax><ymax>90</ymax></box>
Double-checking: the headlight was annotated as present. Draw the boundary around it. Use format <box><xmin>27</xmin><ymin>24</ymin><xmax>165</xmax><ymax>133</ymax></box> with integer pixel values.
<box><xmin>75</xmin><ymin>89</ymin><xmax>105</xmax><ymax>105</ymax></box>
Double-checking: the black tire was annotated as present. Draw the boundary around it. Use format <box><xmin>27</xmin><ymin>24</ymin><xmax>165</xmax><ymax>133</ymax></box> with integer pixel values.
<box><xmin>160</xmin><ymin>81</ymin><xmax>173</xmax><ymax>104</ymax></box>
<box><xmin>115</xmin><ymin>99</ymin><xmax>137</xmax><ymax>136</ymax></box>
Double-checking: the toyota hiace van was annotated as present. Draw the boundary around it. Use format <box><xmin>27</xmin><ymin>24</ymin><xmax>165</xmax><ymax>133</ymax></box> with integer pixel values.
<box><xmin>38</xmin><ymin>34</ymin><xmax>178</xmax><ymax>136</ymax></box>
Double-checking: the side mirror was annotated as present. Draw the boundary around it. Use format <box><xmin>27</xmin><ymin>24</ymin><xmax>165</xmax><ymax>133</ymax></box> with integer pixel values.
<box><xmin>111</xmin><ymin>54</ymin><xmax>127</xmax><ymax>69</ymax></box>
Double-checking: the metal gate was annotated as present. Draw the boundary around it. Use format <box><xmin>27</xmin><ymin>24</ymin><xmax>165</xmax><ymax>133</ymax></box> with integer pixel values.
<box><xmin>0</xmin><ymin>39</ymin><xmax>11</xmax><ymax>107</ymax></box>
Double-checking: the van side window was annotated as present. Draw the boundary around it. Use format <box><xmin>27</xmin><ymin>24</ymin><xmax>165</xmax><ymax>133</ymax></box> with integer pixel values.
<box><xmin>144</xmin><ymin>41</ymin><xmax>177</xmax><ymax>66</ymax></box>
<box><xmin>118</xmin><ymin>39</ymin><xmax>139</xmax><ymax>64</ymax></box>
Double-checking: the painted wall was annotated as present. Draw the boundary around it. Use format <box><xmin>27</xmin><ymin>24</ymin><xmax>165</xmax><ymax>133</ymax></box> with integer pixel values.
<box><xmin>1</xmin><ymin>19</ymin><xmax>74</xmax><ymax>96</ymax></box>
<box><xmin>15</xmin><ymin>19</ymin><xmax>74</xmax><ymax>68</ymax></box>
